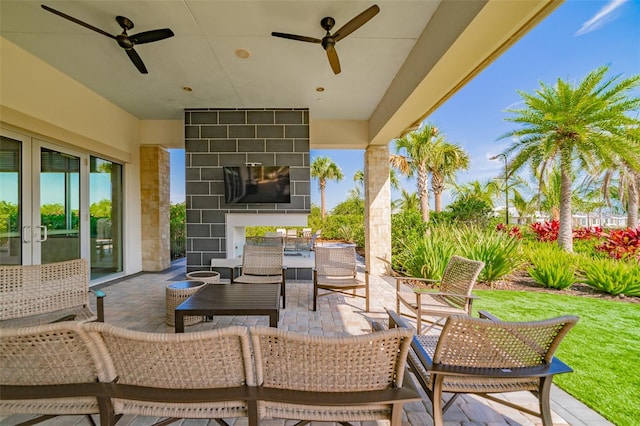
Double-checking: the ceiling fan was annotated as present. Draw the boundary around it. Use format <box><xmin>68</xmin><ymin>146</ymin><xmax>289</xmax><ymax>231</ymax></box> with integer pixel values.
<box><xmin>41</xmin><ymin>4</ymin><xmax>174</xmax><ymax>74</ymax></box>
<box><xmin>271</xmin><ymin>4</ymin><xmax>380</xmax><ymax>75</ymax></box>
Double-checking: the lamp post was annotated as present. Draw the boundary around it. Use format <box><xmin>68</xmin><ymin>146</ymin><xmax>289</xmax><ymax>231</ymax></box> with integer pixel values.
<box><xmin>490</xmin><ymin>154</ymin><xmax>509</xmax><ymax>225</ymax></box>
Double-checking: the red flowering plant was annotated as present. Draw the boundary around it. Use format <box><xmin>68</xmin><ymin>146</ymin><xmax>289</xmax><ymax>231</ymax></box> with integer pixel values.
<box><xmin>495</xmin><ymin>223</ymin><xmax>522</xmax><ymax>239</ymax></box>
<box><xmin>596</xmin><ymin>227</ymin><xmax>640</xmax><ymax>261</ymax></box>
<box><xmin>572</xmin><ymin>226</ymin><xmax>604</xmax><ymax>240</ymax></box>
<box><xmin>530</xmin><ymin>220</ymin><xmax>559</xmax><ymax>242</ymax></box>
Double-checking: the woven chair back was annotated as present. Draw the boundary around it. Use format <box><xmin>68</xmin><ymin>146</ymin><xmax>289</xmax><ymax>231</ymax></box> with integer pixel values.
<box><xmin>0</xmin><ymin>321</ymin><xmax>110</xmax><ymax>386</ymax></box>
<box><xmin>251</xmin><ymin>326</ymin><xmax>414</xmax><ymax>391</ymax></box>
<box><xmin>0</xmin><ymin>259</ymin><xmax>89</xmax><ymax>321</ymax></box>
<box><xmin>314</xmin><ymin>246</ymin><xmax>357</xmax><ymax>277</ymax></box>
<box><xmin>85</xmin><ymin>322</ymin><xmax>255</xmax><ymax>388</ymax></box>
<box><xmin>434</xmin><ymin>315</ymin><xmax>579</xmax><ymax>369</ymax></box>
<box><xmin>242</xmin><ymin>244</ymin><xmax>284</xmax><ymax>276</ymax></box>
<box><xmin>439</xmin><ymin>255</ymin><xmax>484</xmax><ymax>309</ymax></box>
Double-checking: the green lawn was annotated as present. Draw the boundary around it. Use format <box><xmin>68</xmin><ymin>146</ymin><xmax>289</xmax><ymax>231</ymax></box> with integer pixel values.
<box><xmin>474</xmin><ymin>290</ymin><xmax>640</xmax><ymax>426</ymax></box>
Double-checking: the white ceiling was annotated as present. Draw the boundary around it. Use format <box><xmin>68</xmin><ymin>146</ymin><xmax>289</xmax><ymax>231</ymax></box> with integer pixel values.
<box><xmin>0</xmin><ymin>0</ymin><xmax>560</xmax><ymax>147</ymax></box>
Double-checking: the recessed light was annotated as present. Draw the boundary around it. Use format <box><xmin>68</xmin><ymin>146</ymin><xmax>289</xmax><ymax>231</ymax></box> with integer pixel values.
<box><xmin>235</xmin><ymin>49</ymin><xmax>251</xmax><ymax>59</ymax></box>
<box><xmin>316</xmin><ymin>87</ymin><xmax>325</xmax><ymax>92</ymax></box>
<box><xmin>182</xmin><ymin>86</ymin><xmax>193</xmax><ymax>92</ymax></box>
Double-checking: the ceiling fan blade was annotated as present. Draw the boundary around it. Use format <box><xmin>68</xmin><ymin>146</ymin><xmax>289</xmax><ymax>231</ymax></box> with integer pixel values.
<box><xmin>125</xmin><ymin>48</ymin><xmax>148</xmax><ymax>74</ymax></box>
<box><xmin>129</xmin><ymin>28</ymin><xmax>174</xmax><ymax>45</ymax></box>
<box><xmin>326</xmin><ymin>45</ymin><xmax>341</xmax><ymax>74</ymax></box>
<box><xmin>41</xmin><ymin>4</ymin><xmax>116</xmax><ymax>40</ymax></box>
<box><xmin>271</xmin><ymin>32</ymin><xmax>322</xmax><ymax>44</ymax></box>
<box><xmin>333</xmin><ymin>4</ymin><xmax>380</xmax><ymax>42</ymax></box>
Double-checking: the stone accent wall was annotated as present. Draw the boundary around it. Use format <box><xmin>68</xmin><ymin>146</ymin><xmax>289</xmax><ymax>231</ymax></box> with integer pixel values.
<box><xmin>185</xmin><ymin>108</ymin><xmax>310</xmax><ymax>274</ymax></box>
<box><xmin>364</xmin><ymin>145</ymin><xmax>391</xmax><ymax>276</ymax></box>
<box><xmin>140</xmin><ymin>145</ymin><xmax>171</xmax><ymax>271</ymax></box>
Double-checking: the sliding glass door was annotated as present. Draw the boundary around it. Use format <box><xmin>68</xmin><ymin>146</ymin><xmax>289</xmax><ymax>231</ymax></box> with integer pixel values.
<box><xmin>1</xmin><ymin>129</ymin><xmax>124</xmax><ymax>281</ymax></box>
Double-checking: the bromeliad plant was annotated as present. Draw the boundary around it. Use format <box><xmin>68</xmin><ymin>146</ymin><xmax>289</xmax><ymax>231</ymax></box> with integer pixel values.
<box><xmin>579</xmin><ymin>257</ymin><xmax>640</xmax><ymax>296</ymax></box>
<box><xmin>596</xmin><ymin>227</ymin><xmax>640</xmax><ymax>261</ymax></box>
<box><xmin>396</xmin><ymin>225</ymin><xmax>456</xmax><ymax>280</ymax></box>
<box><xmin>526</xmin><ymin>243</ymin><xmax>576</xmax><ymax>289</ymax></box>
<box><xmin>455</xmin><ymin>225</ymin><xmax>525</xmax><ymax>283</ymax></box>
<box><xmin>530</xmin><ymin>220</ymin><xmax>559</xmax><ymax>242</ymax></box>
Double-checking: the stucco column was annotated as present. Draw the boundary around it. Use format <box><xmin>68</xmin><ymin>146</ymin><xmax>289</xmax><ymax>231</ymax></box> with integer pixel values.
<box><xmin>364</xmin><ymin>145</ymin><xmax>391</xmax><ymax>276</ymax></box>
<box><xmin>140</xmin><ymin>145</ymin><xmax>171</xmax><ymax>271</ymax></box>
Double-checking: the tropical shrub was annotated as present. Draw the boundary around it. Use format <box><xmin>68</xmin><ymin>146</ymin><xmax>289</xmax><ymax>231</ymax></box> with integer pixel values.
<box><xmin>595</xmin><ymin>227</ymin><xmax>640</xmax><ymax>261</ymax></box>
<box><xmin>454</xmin><ymin>225</ymin><xmax>525</xmax><ymax>283</ymax></box>
<box><xmin>170</xmin><ymin>202</ymin><xmax>186</xmax><ymax>259</ymax></box>
<box><xmin>446</xmin><ymin>195</ymin><xmax>493</xmax><ymax>226</ymax></box>
<box><xmin>391</xmin><ymin>209</ymin><xmax>427</xmax><ymax>267</ymax></box>
<box><xmin>579</xmin><ymin>257</ymin><xmax>640</xmax><ymax>296</ymax></box>
<box><xmin>526</xmin><ymin>243</ymin><xmax>576</xmax><ymax>289</ymax></box>
<box><xmin>395</xmin><ymin>225</ymin><xmax>456</xmax><ymax>279</ymax></box>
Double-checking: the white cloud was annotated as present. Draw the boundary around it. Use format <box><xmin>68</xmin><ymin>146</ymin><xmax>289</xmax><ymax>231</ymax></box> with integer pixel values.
<box><xmin>576</xmin><ymin>0</ymin><xmax>628</xmax><ymax>36</ymax></box>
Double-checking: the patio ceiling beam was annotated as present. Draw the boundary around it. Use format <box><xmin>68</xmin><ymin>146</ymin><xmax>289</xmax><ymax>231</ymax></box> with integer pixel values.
<box><xmin>368</xmin><ymin>0</ymin><xmax>562</xmax><ymax>146</ymax></box>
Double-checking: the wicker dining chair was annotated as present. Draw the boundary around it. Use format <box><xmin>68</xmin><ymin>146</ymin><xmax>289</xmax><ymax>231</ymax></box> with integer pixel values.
<box><xmin>84</xmin><ymin>322</ymin><xmax>255</xmax><ymax>426</ymax></box>
<box><xmin>313</xmin><ymin>246</ymin><xmax>369</xmax><ymax>312</ymax></box>
<box><xmin>233</xmin><ymin>244</ymin><xmax>286</xmax><ymax>308</ymax></box>
<box><xmin>250</xmin><ymin>325</ymin><xmax>418</xmax><ymax>425</ymax></box>
<box><xmin>394</xmin><ymin>255</ymin><xmax>484</xmax><ymax>334</ymax></box>
<box><xmin>0</xmin><ymin>321</ymin><xmax>113</xmax><ymax>426</ymax></box>
<box><xmin>386</xmin><ymin>309</ymin><xmax>578</xmax><ymax>426</ymax></box>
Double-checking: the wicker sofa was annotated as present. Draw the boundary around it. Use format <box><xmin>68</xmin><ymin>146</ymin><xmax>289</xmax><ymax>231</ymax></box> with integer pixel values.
<box><xmin>0</xmin><ymin>259</ymin><xmax>105</xmax><ymax>327</ymax></box>
<box><xmin>1</xmin><ymin>321</ymin><xmax>420</xmax><ymax>426</ymax></box>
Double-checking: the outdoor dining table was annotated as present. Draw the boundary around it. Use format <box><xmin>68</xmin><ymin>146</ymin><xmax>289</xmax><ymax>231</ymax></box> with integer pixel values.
<box><xmin>174</xmin><ymin>283</ymin><xmax>281</xmax><ymax>332</ymax></box>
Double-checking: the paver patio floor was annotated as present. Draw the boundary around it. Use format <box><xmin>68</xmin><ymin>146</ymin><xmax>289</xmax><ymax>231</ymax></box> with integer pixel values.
<box><xmin>1</xmin><ymin>257</ymin><xmax>612</xmax><ymax>426</ymax></box>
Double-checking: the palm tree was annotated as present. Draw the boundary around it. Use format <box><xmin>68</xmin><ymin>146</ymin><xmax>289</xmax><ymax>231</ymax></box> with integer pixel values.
<box><xmin>390</xmin><ymin>123</ymin><xmax>440</xmax><ymax>223</ymax></box>
<box><xmin>451</xmin><ymin>180</ymin><xmax>498</xmax><ymax>208</ymax></box>
<box><xmin>311</xmin><ymin>156</ymin><xmax>344</xmax><ymax>219</ymax></box>
<box><xmin>354</xmin><ymin>168</ymin><xmax>400</xmax><ymax>191</ymax></box>
<box><xmin>509</xmin><ymin>178</ymin><xmax>539</xmax><ymax>224</ymax></box>
<box><xmin>394</xmin><ymin>189</ymin><xmax>420</xmax><ymax>213</ymax></box>
<box><xmin>501</xmin><ymin>66</ymin><xmax>640</xmax><ymax>252</ymax></box>
<box><xmin>428</xmin><ymin>141</ymin><xmax>470</xmax><ymax>212</ymax></box>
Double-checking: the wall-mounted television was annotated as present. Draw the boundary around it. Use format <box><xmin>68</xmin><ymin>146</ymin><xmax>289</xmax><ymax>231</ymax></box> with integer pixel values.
<box><xmin>223</xmin><ymin>166</ymin><xmax>291</xmax><ymax>204</ymax></box>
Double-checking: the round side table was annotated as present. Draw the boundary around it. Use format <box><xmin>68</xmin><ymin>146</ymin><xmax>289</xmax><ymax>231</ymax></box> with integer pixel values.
<box><xmin>185</xmin><ymin>270</ymin><xmax>220</xmax><ymax>284</ymax></box>
<box><xmin>166</xmin><ymin>280</ymin><xmax>206</xmax><ymax>327</ymax></box>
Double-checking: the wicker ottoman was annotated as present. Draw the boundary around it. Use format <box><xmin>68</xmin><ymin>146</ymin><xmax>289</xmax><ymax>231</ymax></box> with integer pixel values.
<box><xmin>165</xmin><ymin>280</ymin><xmax>206</xmax><ymax>327</ymax></box>
<box><xmin>185</xmin><ymin>270</ymin><xmax>220</xmax><ymax>284</ymax></box>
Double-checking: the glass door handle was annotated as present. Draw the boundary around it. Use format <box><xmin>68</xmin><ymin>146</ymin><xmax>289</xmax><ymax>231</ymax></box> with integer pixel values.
<box><xmin>35</xmin><ymin>226</ymin><xmax>48</xmax><ymax>243</ymax></box>
<box><xmin>22</xmin><ymin>226</ymin><xmax>32</xmax><ymax>243</ymax></box>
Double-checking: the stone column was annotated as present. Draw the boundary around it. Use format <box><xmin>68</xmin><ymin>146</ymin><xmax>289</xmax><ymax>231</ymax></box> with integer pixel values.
<box><xmin>140</xmin><ymin>145</ymin><xmax>171</xmax><ymax>271</ymax></box>
<box><xmin>364</xmin><ymin>145</ymin><xmax>391</xmax><ymax>276</ymax></box>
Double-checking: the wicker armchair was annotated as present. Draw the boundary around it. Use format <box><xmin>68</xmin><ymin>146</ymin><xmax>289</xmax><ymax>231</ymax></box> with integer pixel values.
<box><xmin>0</xmin><ymin>321</ymin><xmax>113</xmax><ymax>426</ymax></box>
<box><xmin>250</xmin><ymin>325</ymin><xmax>419</xmax><ymax>425</ymax></box>
<box><xmin>387</xmin><ymin>309</ymin><xmax>579</xmax><ymax>426</ymax></box>
<box><xmin>84</xmin><ymin>322</ymin><xmax>256</xmax><ymax>425</ymax></box>
<box><xmin>0</xmin><ymin>258</ymin><xmax>105</xmax><ymax>327</ymax></box>
<box><xmin>394</xmin><ymin>255</ymin><xmax>484</xmax><ymax>334</ymax></box>
<box><xmin>313</xmin><ymin>246</ymin><xmax>369</xmax><ymax>312</ymax></box>
<box><xmin>233</xmin><ymin>244</ymin><xmax>286</xmax><ymax>308</ymax></box>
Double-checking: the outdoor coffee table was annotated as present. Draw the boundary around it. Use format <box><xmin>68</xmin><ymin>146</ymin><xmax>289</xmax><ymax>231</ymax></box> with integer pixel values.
<box><xmin>174</xmin><ymin>283</ymin><xmax>281</xmax><ymax>332</ymax></box>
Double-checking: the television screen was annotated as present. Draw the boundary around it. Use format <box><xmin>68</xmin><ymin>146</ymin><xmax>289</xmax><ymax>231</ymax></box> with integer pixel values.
<box><xmin>223</xmin><ymin>166</ymin><xmax>291</xmax><ymax>204</ymax></box>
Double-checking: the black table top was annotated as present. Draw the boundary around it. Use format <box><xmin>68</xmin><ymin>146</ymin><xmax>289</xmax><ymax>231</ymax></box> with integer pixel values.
<box><xmin>175</xmin><ymin>283</ymin><xmax>281</xmax><ymax>312</ymax></box>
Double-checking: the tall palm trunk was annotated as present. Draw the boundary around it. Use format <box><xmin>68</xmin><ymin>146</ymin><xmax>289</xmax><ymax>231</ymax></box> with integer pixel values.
<box><xmin>320</xmin><ymin>180</ymin><xmax>327</xmax><ymax>219</ymax></box>
<box><xmin>432</xmin><ymin>174</ymin><xmax>445</xmax><ymax>212</ymax></box>
<box><xmin>558</xmin><ymin>150</ymin><xmax>574</xmax><ymax>252</ymax></box>
<box><xmin>417</xmin><ymin>165</ymin><xmax>430</xmax><ymax>222</ymax></box>
<box><xmin>628</xmin><ymin>172</ymin><xmax>639</xmax><ymax>228</ymax></box>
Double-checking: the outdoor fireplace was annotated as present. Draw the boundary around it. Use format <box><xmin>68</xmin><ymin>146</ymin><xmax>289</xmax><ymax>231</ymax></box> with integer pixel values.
<box><xmin>226</xmin><ymin>213</ymin><xmax>308</xmax><ymax>258</ymax></box>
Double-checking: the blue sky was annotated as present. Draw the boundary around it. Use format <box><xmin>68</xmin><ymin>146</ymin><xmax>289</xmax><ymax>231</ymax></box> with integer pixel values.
<box><xmin>170</xmin><ymin>0</ymin><xmax>640</xmax><ymax>208</ymax></box>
